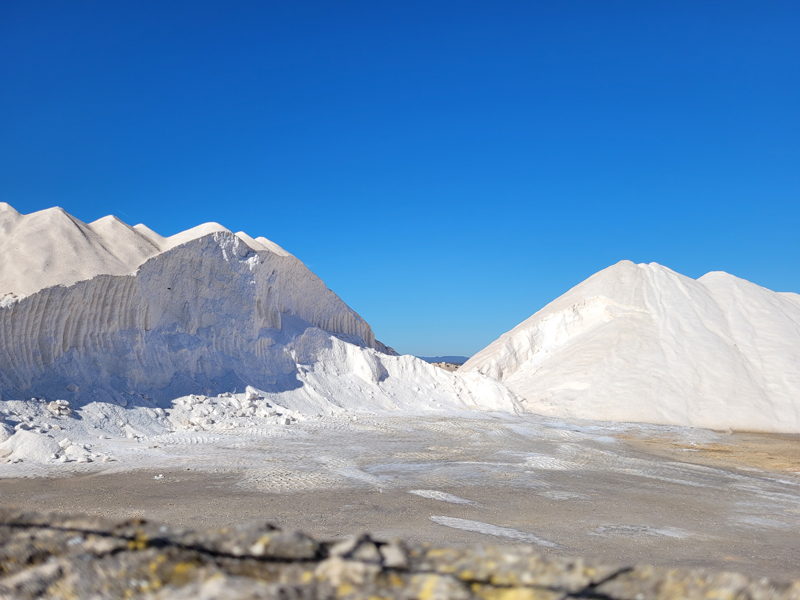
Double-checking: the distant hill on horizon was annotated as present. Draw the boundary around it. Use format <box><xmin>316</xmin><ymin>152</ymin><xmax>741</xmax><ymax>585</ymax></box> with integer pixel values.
<box><xmin>416</xmin><ymin>356</ymin><xmax>470</xmax><ymax>365</ymax></box>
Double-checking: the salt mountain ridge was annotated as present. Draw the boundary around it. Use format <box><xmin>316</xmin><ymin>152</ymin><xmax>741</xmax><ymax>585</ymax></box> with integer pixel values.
<box><xmin>2</xmin><ymin>203</ymin><xmax>799</xmax><ymax>434</ymax></box>
<box><xmin>462</xmin><ymin>260</ymin><xmax>800</xmax><ymax>433</ymax></box>
<box><xmin>0</xmin><ymin>203</ymin><xmax>517</xmax><ymax>416</ymax></box>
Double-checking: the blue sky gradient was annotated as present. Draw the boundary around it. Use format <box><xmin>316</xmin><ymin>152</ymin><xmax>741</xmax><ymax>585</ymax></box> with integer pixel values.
<box><xmin>1</xmin><ymin>1</ymin><xmax>798</xmax><ymax>356</ymax></box>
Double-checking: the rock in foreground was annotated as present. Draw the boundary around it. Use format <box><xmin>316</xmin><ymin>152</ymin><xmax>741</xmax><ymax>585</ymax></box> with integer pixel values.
<box><xmin>0</xmin><ymin>509</ymin><xmax>797</xmax><ymax>599</ymax></box>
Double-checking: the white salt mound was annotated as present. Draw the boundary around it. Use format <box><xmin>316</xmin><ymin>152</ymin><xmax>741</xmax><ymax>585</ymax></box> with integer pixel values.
<box><xmin>461</xmin><ymin>260</ymin><xmax>800</xmax><ymax>433</ymax></box>
<box><xmin>0</xmin><ymin>204</ymin><xmax>517</xmax><ymax>418</ymax></box>
<box><xmin>0</xmin><ymin>429</ymin><xmax>61</xmax><ymax>463</ymax></box>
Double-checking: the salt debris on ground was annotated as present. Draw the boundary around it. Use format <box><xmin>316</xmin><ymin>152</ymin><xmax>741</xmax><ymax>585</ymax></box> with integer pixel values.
<box><xmin>47</xmin><ymin>400</ymin><xmax>71</xmax><ymax>416</ymax></box>
<box><xmin>429</xmin><ymin>516</ymin><xmax>561</xmax><ymax>548</ymax></box>
<box><xmin>462</xmin><ymin>260</ymin><xmax>800</xmax><ymax>433</ymax></box>
<box><xmin>0</xmin><ymin>429</ymin><xmax>61</xmax><ymax>463</ymax></box>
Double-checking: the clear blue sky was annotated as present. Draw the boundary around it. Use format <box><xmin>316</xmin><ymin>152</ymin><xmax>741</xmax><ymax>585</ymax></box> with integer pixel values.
<box><xmin>2</xmin><ymin>2</ymin><xmax>798</xmax><ymax>356</ymax></box>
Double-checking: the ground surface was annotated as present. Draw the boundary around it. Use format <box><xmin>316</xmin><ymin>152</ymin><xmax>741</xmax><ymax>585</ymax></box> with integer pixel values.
<box><xmin>4</xmin><ymin>509</ymin><xmax>798</xmax><ymax>600</ymax></box>
<box><xmin>1</xmin><ymin>414</ymin><xmax>799</xmax><ymax>582</ymax></box>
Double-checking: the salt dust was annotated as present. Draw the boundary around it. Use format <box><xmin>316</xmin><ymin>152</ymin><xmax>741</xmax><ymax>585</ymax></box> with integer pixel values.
<box><xmin>429</xmin><ymin>516</ymin><xmax>561</xmax><ymax>548</ymax></box>
<box><xmin>407</xmin><ymin>490</ymin><xmax>478</xmax><ymax>505</ymax></box>
<box><xmin>538</xmin><ymin>491</ymin><xmax>590</xmax><ymax>501</ymax></box>
<box><xmin>592</xmin><ymin>525</ymin><xmax>692</xmax><ymax>539</ymax></box>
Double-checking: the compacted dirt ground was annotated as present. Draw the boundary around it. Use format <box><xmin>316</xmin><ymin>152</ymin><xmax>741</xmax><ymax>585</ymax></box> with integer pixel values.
<box><xmin>1</xmin><ymin>414</ymin><xmax>799</xmax><ymax>582</ymax></box>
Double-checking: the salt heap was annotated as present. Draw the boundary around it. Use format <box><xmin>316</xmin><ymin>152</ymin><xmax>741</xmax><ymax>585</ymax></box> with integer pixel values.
<box><xmin>0</xmin><ymin>204</ymin><xmax>518</xmax><ymax>417</ymax></box>
<box><xmin>462</xmin><ymin>261</ymin><xmax>800</xmax><ymax>433</ymax></box>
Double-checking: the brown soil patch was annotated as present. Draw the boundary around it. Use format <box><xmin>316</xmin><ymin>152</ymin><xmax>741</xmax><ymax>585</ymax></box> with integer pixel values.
<box><xmin>615</xmin><ymin>430</ymin><xmax>800</xmax><ymax>474</ymax></box>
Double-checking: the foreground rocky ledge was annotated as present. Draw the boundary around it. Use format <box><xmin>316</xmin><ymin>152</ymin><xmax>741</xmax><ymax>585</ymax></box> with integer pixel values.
<box><xmin>0</xmin><ymin>509</ymin><xmax>797</xmax><ymax>599</ymax></box>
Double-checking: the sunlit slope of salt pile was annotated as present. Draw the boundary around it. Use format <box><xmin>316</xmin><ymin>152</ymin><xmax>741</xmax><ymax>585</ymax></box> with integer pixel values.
<box><xmin>0</xmin><ymin>204</ymin><xmax>517</xmax><ymax>416</ymax></box>
<box><xmin>0</xmin><ymin>202</ymin><xmax>233</xmax><ymax>300</ymax></box>
<box><xmin>461</xmin><ymin>261</ymin><xmax>800</xmax><ymax>433</ymax></box>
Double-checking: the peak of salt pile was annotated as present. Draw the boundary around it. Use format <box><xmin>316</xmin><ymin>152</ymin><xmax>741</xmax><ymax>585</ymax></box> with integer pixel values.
<box><xmin>0</xmin><ymin>204</ymin><xmax>518</xmax><ymax>424</ymax></box>
<box><xmin>462</xmin><ymin>260</ymin><xmax>800</xmax><ymax>433</ymax></box>
<box><xmin>0</xmin><ymin>202</ymin><xmax>234</xmax><ymax>298</ymax></box>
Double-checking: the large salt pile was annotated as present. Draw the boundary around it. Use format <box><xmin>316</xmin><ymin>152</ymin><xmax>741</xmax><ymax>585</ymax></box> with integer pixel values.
<box><xmin>461</xmin><ymin>261</ymin><xmax>800</xmax><ymax>433</ymax></box>
<box><xmin>0</xmin><ymin>204</ymin><xmax>518</xmax><ymax>420</ymax></box>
